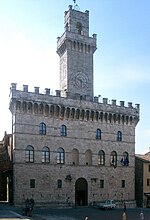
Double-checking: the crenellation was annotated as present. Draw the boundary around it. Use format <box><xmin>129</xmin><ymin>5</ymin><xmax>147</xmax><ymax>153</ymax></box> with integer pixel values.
<box><xmin>34</xmin><ymin>86</ymin><xmax>39</xmax><ymax>94</ymax></box>
<box><xmin>23</xmin><ymin>85</ymin><xmax>28</xmax><ymax>92</ymax></box>
<box><xmin>45</xmin><ymin>88</ymin><xmax>50</xmax><ymax>95</ymax></box>
<box><xmin>120</xmin><ymin>101</ymin><xmax>125</xmax><ymax>107</ymax></box>
<box><xmin>111</xmin><ymin>99</ymin><xmax>116</xmax><ymax>106</ymax></box>
<box><xmin>102</xmin><ymin>98</ymin><xmax>108</xmax><ymax>104</ymax></box>
<box><xmin>55</xmin><ymin>90</ymin><xmax>61</xmax><ymax>97</ymax></box>
<box><xmin>11</xmin><ymin>83</ymin><xmax>17</xmax><ymax>90</ymax></box>
<box><xmin>9</xmin><ymin>84</ymin><xmax>140</xmax><ymax>115</ymax></box>
<box><xmin>128</xmin><ymin>102</ymin><xmax>133</xmax><ymax>108</ymax></box>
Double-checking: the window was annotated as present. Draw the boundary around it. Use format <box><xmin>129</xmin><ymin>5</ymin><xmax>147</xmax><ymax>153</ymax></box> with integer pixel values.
<box><xmin>110</xmin><ymin>151</ymin><xmax>117</xmax><ymax>167</ymax></box>
<box><xmin>117</xmin><ymin>131</ymin><xmax>122</xmax><ymax>141</ymax></box>
<box><xmin>147</xmin><ymin>179</ymin><xmax>150</xmax><ymax>186</ymax></box>
<box><xmin>57</xmin><ymin>179</ymin><xmax>62</xmax><ymax>188</ymax></box>
<box><xmin>96</xmin><ymin>129</ymin><xmax>101</xmax><ymax>140</ymax></box>
<box><xmin>71</xmin><ymin>149</ymin><xmax>79</xmax><ymax>165</ymax></box>
<box><xmin>100</xmin><ymin>179</ymin><xmax>104</xmax><ymax>188</ymax></box>
<box><xmin>120</xmin><ymin>152</ymin><xmax>129</xmax><ymax>166</ymax></box>
<box><xmin>42</xmin><ymin>147</ymin><xmax>50</xmax><ymax>163</ymax></box>
<box><xmin>39</xmin><ymin>122</ymin><xmax>46</xmax><ymax>135</ymax></box>
<box><xmin>30</xmin><ymin>179</ymin><xmax>35</xmax><ymax>188</ymax></box>
<box><xmin>76</xmin><ymin>22</ymin><xmax>82</xmax><ymax>35</ymax></box>
<box><xmin>98</xmin><ymin>150</ymin><xmax>105</xmax><ymax>165</ymax></box>
<box><xmin>148</xmin><ymin>165</ymin><xmax>150</xmax><ymax>172</ymax></box>
<box><xmin>25</xmin><ymin>145</ymin><xmax>34</xmax><ymax>163</ymax></box>
<box><xmin>85</xmin><ymin>149</ymin><xmax>92</xmax><ymax>165</ymax></box>
<box><xmin>122</xmin><ymin>180</ymin><xmax>125</xmax><ymax>188</ymax></box>
<box><xmin>57</xmin><ymin>148</ymin><xmax>65</xmax><ymax>164</ymax></box>
<box><xmin>60</xmin><ymin>124</ymin><xmax>67</xmax><ymax>136</ymax></box>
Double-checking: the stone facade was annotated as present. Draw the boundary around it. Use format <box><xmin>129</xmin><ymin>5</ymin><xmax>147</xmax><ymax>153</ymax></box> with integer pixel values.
<box><xmin>9</xmin><ymin>5</ymin><xmax>140</xmax><ymax>207</ymax></box>
<box><xmin>0</xmin><ymin>132</ymin><xmax>13</xmax><ymax>202</ymax></box>
<box><xmin>135</xmin><ymin>153</ymin><xmax>150</xmax><ymax>207</ymax></box>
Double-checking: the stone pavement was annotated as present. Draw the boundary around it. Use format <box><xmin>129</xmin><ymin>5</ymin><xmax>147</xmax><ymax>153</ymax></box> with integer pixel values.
<box><xmin>1</xmin><ymin>203</ymin><xmax>150</xmax><ymax>220</ymax></box>
<box><xmin>31</xmin><ymin>215</ymin><xmax>76</xmax><ymax>220</ymax></box>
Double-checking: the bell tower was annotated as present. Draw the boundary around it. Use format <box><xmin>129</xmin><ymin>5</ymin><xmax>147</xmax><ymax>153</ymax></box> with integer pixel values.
<box><xmin>57</xmin><ymin>5</ymin><xmax>97</xmax><ymax>101</ymax></box>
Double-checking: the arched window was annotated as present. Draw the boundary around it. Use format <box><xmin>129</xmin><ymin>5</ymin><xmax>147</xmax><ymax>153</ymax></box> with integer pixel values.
<box><xmin>85</xmin><ymin>149</ymin><xmax>92</xmax><ymax>165</ymax></box>
<box><xmin>25</xmin><ymin>145</ymin><xmax>34</xmax><ymax>163</ymax></box>
<box><xmin>60</xmin><ymin>124</ymin><xmax>67</xmax><ymax>136</ymax></box>
<box><xmin>110</xmin><ymin>151</ymin><xmax>117</xmax><ymax>167</ymax></box>
<box><xmin>71</xmin><ymin>148</ymin><xmax>79</xmax><ymax>165</ymax></box>
<box><xmin>98</xmin><ymin>150</ymin><xmax>105</xmax><ymax>165</ymax></box>
<box><xmin>120</xmin><ymin>152</ymin><xmax>129</xmax><ymax>166</ymax></box>
<box><xmin>57</xmin><ymin>147</ymin><xmax>65</xmax><ymax>164</ymax></box>
<box><xmin>39</xmin><ymin>122</ymin><xmax>46</xmax><ymax>135</ymax></box>
<box><xmin>42</xmin><ymin>147</ymin><xmax>50</xmax><ymax>163</ymax></box>
<box><xmin>117</xmin><ymin>131</ymin><xmax>122</xmax><ymax>141</ymax></box>
<box><xmin>96</xmin><ymin>129</ymin><xmax>101</xmax><ymax>140</ymax></box>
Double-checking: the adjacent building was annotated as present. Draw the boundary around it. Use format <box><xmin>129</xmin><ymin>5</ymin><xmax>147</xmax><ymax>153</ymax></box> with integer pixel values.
<box><xmin>0</xmin><ymin>132</ymin><xmax>13</xmax><ymax>202</ymax></box>
<box><xmin>135</xmin><ymin>152</ymin><xmax>150</xmax><ymax>207</ymax></box>
<box><xmin>9</xmin><ymin>5</ymin><xmax>140</xmax><ymax>207</ymax></box>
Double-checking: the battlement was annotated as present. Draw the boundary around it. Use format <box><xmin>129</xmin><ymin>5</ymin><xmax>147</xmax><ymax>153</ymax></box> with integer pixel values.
<box><xmin>10</xmin><ymin>83</ymin><xmax>140</xmax><ymax>114</ymax></box>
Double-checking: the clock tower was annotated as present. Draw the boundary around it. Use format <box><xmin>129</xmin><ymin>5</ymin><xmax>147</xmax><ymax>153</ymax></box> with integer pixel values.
<box><xmin>57</xmin><ymin>5</ymin><xmax>97</xmax><ymax>101</ymax></box>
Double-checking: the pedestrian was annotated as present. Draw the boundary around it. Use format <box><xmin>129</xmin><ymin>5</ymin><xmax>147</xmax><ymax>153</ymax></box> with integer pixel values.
<box><xmin>122</xmin><ymin>211</ymin><xmax>126</xmax><ymax>220</ymax></box>
<box><xmin>123</xmin><ymin>202</ymin><xmax>126</xmax><ymax>213</ymax></box>
<box><xmin>139</xmin><ymin>211</ymin><xmax>144</xmax><ymax>220</ymax></box>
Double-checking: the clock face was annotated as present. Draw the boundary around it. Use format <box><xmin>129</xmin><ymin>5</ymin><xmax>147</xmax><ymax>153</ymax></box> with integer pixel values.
<box><xmin>75</xmin><ymin>73</ymin><xmax>88</xmax><ymax>89</ymax></box>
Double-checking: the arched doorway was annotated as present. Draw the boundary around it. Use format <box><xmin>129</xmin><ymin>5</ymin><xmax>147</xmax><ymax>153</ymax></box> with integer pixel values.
<box><xmin>75</xmin><ymin>178</ymin><xmax>88</xmax><ymax>206</ymax></box>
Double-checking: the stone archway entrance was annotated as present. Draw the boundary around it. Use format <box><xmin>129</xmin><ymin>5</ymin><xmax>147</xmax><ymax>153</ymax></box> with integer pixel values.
<box><xmin>75</xmin><ymin>178</ymin><xmax>88</xmax><ymax>206</ymax></box>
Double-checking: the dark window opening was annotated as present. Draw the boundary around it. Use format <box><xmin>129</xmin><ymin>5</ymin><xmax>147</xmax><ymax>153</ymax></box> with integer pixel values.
<box><xmin>122</xmin><ymin>180</ymin><xmax>125</xmax><ymax>188</ymax></box>
<box><xmin>100</xmin><ymin>179</ymin><xmax>104</xmax><ymax>188</ymax></box>
<box><xmin>30</xmin><ymin>179</ymin><xmax>35</xmax><ymax>188</ymax></box>
<box><xmin>57</xmin><ymin>179</ymin><xmax>62</xmax><ymax>188</ymax></box>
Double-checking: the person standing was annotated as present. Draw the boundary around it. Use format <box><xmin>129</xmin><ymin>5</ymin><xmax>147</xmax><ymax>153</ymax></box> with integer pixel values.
<box><xmin>139</xmin><ymin>211</ymin><xmax>144</xmax><ymax>220</ymax></box>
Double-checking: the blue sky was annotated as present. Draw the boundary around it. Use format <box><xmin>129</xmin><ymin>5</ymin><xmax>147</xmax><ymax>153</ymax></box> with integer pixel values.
<box><xmin>0</xmin><ymin>0</ymin><xmax>150</xmax><ymax>154</ymax></box>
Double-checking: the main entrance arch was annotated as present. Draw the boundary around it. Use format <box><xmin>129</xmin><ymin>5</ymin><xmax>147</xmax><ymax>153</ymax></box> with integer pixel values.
<box><xmin>75</xmin><ymin>178</ymin><xmax>88</xmax><ymax>206</ymax></box>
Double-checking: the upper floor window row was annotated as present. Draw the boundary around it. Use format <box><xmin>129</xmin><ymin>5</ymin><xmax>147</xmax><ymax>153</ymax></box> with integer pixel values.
<box><xmin>39</xmin><ymin>123</ymin><xmax>67</xmax><ymax>137</ymax></box>
<box><xmin>38</xmin><ymin>123</ymin><xmax>123</xmax><ymax>142</ymax></box>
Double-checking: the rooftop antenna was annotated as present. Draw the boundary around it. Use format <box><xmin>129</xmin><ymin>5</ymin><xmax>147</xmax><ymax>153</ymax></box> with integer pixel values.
<box><xmin>73</xmin><ymin>0</ymin><xmax>80</xmax><ymax>11</ymax></box>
